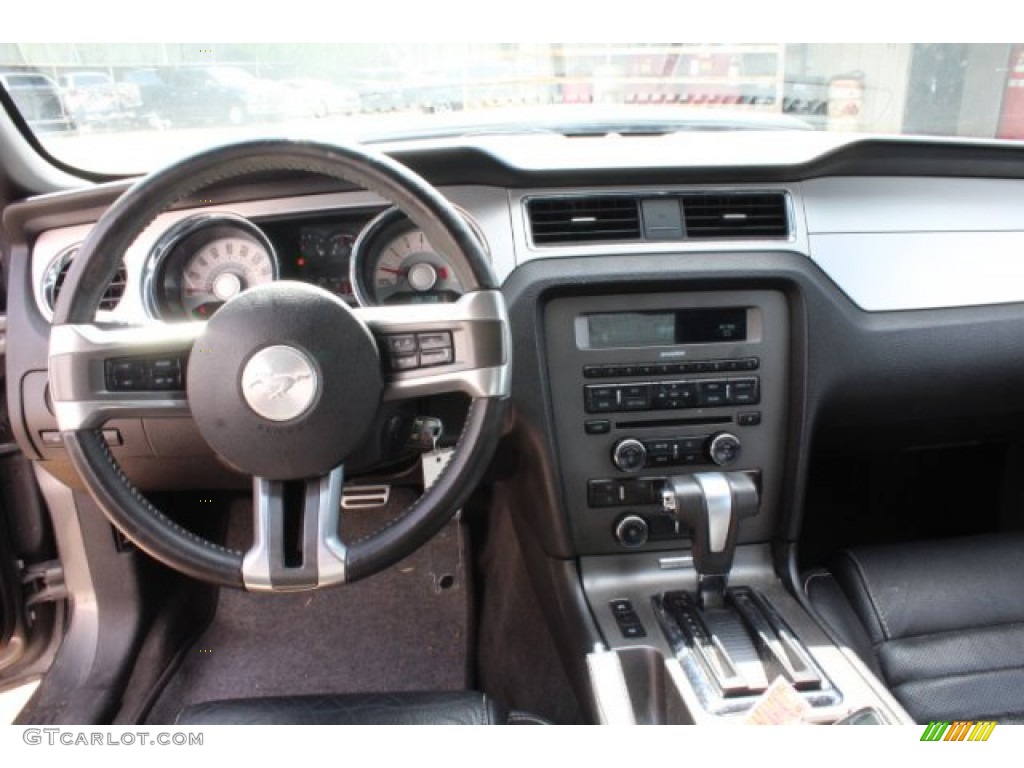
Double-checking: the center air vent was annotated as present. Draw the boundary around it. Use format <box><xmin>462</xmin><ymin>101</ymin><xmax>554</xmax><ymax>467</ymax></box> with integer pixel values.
<box><xmin>681</xmin><ymin>193</ymin><xmax>789</xmax><ymax>239</ymax></box>
<box><xmin>527</xmin><ymin>191</ymin><xmax>790</xmax><ymax>246</ymax></box>
<box><xmin>528</xmin><ymin>196</ymin><xmax>641</xmax><ymax>245</ymax></box>
<box><xmin>43</xmin><ymin>246</ymin><xmax>127</xmax><ymax>313</ymax></box>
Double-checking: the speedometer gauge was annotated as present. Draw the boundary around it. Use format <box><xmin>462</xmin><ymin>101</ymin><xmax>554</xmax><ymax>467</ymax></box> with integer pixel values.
<box><xmin>144</xmin><ymin>214</ymin><xmax>278</xmax><ymax>320</ymax></box>
<box><xmin>351</xmin><ymin>206</ymin><xmax>485</xmax><ymax>306</ymax></box>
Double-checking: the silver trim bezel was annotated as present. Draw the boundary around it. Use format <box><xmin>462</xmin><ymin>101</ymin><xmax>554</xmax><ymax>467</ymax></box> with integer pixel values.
<box><xmin>242</xmin><ymin>466</ymin><xmax>347</xmax><ymax>592</ymax></box>
<box><xmin>30</xmin><ymin>186</ymin><xmax>513</xmax><ymax>326</ymax></box>
<box><xmin>349</xmin><ymin>204</ymin><xmax>491</xmax><ymax>307</ymax></box>
<box><xmin>140</xmin><ymin>211</ymin><xmax>280</xmax><ymax>321</ymax></box>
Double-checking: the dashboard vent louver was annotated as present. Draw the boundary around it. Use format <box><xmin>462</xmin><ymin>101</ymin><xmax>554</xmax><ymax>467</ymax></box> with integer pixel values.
<box><xmin>44</xmin><ymin>247</ymin><xmax>127</xmax><ymax>313</ymax></box>
<box><xmin>681</xmin><ymin>193</ymin><xmax>789</xmax><ymax>239</ymax></box>
<box><xmin>528</xmin><ymin>196</ymin><xmax>642</xmax><ymax>245</ymax></box>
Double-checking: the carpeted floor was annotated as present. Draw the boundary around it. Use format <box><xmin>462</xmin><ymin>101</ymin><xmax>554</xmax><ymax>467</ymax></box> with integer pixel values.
<box><xmin>146</xmin><ymin>489</ymin><xmax>470</xmax><ymax>724</ymax></box>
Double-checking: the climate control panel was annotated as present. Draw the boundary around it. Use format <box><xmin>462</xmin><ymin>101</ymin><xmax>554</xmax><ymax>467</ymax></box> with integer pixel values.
<box><xmin>611</xmin><ymin>432</ymin><xmax>742</xmax><ymax>472</ymax></box>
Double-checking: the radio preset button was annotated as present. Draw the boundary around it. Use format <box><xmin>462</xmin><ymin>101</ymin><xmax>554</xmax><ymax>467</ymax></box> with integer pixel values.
<box><xmin>620</xmin><ymin>384</ymin><xmax>650</xmax><ymax>410</ymax></box>
<box><xmin>698</xmin><ymin>380</ymin><xmax>728</xmax><ymax>406</ymax></box>
<box><xmin>585</xmin><ymin>385</ymin><xmax>621</xmax><ymax>413</ymax></box>
<box><xmin>728</xmin><ymin>378</ymin><xmax>760</xmax><ymax>405</ymax></box>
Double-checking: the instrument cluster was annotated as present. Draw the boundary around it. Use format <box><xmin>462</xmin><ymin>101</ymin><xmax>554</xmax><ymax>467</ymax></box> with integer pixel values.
<box><xmin>144</xmin><ymin>206</ymin><xmax>480</xmax><ymax>321</ymax></box>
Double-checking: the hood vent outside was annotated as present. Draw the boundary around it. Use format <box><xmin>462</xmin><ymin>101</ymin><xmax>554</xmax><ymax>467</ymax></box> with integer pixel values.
<box><xmin>44</xmin><ymin>247</ymin><xmax>127</xmax><ymax>313</ymax></box>
<box><xmin>527</xmin><ymin>196</ymin><xmax>641</xmax><ymax>245</ymax></box>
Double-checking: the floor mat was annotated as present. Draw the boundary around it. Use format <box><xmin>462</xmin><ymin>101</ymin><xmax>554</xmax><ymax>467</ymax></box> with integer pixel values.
<box><xmin>147</xmin><ymin>490</ymin><xmax>470</xmax><ymax>724</ymax></box>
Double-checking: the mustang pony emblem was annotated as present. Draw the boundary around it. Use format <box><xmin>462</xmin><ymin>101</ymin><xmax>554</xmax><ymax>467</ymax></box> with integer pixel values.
<box><xmin>246</xmin><ymin>371</ymin><xmax>313</xmax><ymax>400</ymax></box>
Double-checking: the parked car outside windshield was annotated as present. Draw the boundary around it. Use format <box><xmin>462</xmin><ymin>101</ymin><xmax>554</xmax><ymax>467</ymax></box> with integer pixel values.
<box><xmin>0</xmin><ymin>43</ymin><xmax>1022</xmax><ymax>174</ymax></box>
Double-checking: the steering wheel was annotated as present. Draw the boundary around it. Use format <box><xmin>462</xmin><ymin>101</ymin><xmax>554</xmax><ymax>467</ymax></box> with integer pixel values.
<box><xmin>46</xmin><ymin>139</ymin><xmax>511</xmax><ymax>591</ymax></box>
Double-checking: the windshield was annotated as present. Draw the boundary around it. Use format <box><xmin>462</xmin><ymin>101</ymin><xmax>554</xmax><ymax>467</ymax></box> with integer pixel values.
<box><xmin>0</xmin><ymin>43</ymin><xmax>1021</xmax><ymax>175</ymax></box>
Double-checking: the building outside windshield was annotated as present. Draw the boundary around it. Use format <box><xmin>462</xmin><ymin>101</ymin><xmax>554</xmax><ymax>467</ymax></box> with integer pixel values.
<box><xmin>0</xmin><ymin>43</ymin><xmax>1021</xmax><ymax>175</ymax></box>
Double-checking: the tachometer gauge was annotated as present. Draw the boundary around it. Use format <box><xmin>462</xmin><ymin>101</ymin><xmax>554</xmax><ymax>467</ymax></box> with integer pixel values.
<box><xmin>144</xmin><ymin>213</ymin><xmax>278</xmax><ymax>320</ymax></box>
<box><xmin>351</xmin><ymin>207</ymin><xmax>484</xmax><ymax>306</ymax></box>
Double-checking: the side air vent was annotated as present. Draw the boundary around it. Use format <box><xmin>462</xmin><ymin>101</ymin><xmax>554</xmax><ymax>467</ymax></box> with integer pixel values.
<box><xmin>681</xmin><ymin>193</ymin><xmax>789</xmax><ymax>239</ymax></box>
<box><xmin>43</xmin><ymin>246</ymin><xmax>127</xmax><ymax>313</ymax></box>
<box><xmin>528</xmin><ymin>196</ymin><xmax>641</xmax><ymax>245</ymax></box>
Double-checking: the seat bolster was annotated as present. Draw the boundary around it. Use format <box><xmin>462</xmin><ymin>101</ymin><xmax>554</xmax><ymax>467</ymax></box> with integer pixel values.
<box><xmin>803</xmin><ymin>569</ymin><xmax>884</xmax><ymax>678</ymax></box>
<box><xmin>879</xmin><ymin>621</ymin><xmax>1024</xmax><ymax>687</ymax></box>
<box><xmin>177</xmin><ymin>691</ymin><xmax>507</xmax><ymax>725</ymax></box>
<box><xmin>831</xmin><ymin>533</ymin><xmax>1024</xmax><ymax>641</ymax></box>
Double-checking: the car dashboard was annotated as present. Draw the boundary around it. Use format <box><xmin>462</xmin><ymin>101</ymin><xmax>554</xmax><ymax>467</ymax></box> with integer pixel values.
<box><xmin>7</xmin><ymin>131</ymin><xmax>1024</xmax><ymax>724</ymax></box>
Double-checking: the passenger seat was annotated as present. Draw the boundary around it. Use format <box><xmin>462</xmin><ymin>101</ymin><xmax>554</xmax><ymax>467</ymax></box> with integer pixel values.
<box><xmin>804</xmin><ymin>532</ymin><xmax>1024</xmax><ymax>724</ymax></box>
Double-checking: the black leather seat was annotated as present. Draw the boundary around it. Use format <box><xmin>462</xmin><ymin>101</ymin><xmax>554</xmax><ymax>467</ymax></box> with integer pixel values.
<box><xmin>804</xmin><ymin>532</ymin><xmax>1024</xmax><ymax>724</ymax></box>
<box><xmin>176</xmin><ymin>691</ymin><xmax>541</xmax><ymax>725</ymax></box>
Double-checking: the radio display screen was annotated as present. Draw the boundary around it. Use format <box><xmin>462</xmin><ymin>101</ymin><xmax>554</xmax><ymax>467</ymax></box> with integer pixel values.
<box><xmin>585</xmin><ymin>308</ymin><xmax>747</xmax><ymax>348</ymax></box>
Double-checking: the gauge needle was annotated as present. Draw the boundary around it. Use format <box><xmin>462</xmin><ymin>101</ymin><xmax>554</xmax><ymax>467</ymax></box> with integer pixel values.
<box><xmin>378</xmin><ymin>267</ymin><xmax>404</xmax><ymax>275</ymax></box>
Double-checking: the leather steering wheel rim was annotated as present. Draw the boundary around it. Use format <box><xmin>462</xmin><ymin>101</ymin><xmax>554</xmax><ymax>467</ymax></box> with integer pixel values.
<box><xmin>49</xmin><ymin>139</ymin><xmax>510</xmax><ymax>590</ymax></box>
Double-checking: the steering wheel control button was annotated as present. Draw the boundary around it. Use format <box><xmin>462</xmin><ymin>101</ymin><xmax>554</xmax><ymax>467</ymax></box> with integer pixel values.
<box><xmin>241</xmin><ymin>345</ymin><xmax>319</xmax><ymax>422</ymax></box>
<box><xmin>615</xmin><ymin>515</ymin><xmax>650</xmax><ymax>548</ymax></box>
<box><xmin>417</xmin><ymin>331</ymin><xmax>452</xmax><ymax>350</ymax></box>
<box><xmin>188</xmin><ymin>282</ymin><xmax>383</xmax><ymax>479</ymax></box>
<box><xmin>419</xmin><ymin>347</ymin><xmax>454</xmax><ymax>367</ymax></box>
<box><xmin>384</xmin><ymin>331</ymin><xmax>454</xmax><ymax>371</ymax></box>
<box><xmin>105</xmin><ymin>355</ymin><xmax>186</xmax><ymax>391</ymax></box>
<box><xmin>387</xmin><ymin>334</ymin><xmax>418</xmax><ymax>355</ymax></box>
<box><xmin>390</xmin><ymin>353</ymin><xmax>420</xmax><ymax>371</ymax></box>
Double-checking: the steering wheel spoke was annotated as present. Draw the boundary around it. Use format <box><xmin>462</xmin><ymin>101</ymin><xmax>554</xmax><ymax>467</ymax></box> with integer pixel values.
<box><xmin>49</xmin><ymin>322</ymin><xmax>202</xmax><ymax>430</ymax></box>
<box><xmin>243</xmin><ymin>466</ymin><xmax>347</xmax><ymax>592</ymax></box>
<box><xmin>355</xmin><ymin>290</ymin><xmax>511</xmax><ymax>402</ymax></box>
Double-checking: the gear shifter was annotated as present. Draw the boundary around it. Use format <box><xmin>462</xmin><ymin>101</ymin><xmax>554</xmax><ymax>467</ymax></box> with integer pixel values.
<box><xmin>661</xmin><ymin>472</ymin><xmax>759</xmax><ymax>609</ymax></box>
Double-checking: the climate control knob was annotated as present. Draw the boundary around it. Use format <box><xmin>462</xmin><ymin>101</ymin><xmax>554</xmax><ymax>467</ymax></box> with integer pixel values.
<box><xmin>612</xmin><ymin>438</ymin><xmax>647</xmax><ymax>472</ymax></box>
<box><xmin>614</xmin><ymin>515</ymin><xmax>649</xmax><ymax>548</ymax></box>
<box><xmin>707</xmin><ymin>432</ymin><xmax>742</xmax><ymax>466</ymax></box>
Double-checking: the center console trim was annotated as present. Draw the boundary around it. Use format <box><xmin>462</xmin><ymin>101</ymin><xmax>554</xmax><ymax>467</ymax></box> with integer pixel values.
<box><xmin>579</xmin><ymin>545</ymin><xmax>913</xmax><ymax>724</ymax></box>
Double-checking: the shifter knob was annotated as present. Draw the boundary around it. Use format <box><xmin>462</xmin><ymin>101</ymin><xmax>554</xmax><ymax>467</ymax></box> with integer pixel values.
<box><xmin>661</xmin><ymin>471</ymin><xmax>759</xmax><ymax>608</ymax></box>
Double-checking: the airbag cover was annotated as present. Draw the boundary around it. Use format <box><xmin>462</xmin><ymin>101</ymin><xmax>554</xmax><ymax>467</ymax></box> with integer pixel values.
<box><xmin>187</xmin><ymin>282</ymin><xmax>382</xmax><ymax>479</ymax></box>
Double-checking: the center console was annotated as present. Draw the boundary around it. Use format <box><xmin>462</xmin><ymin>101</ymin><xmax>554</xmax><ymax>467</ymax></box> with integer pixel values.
<box><xmin>544</xmin><ymin>289</ymin><xmax>910</xmax><ymax>724</ymax></box>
